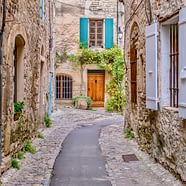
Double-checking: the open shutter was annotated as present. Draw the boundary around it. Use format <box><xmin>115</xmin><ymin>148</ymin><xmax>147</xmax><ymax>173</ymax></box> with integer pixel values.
<box><xmin>105</xmin><ymin>18</ymin><xmax>113</xmax><ymax>48</ymax></box>
<box><xmin>80</xmin><ymin>18</ymin><xmax>88</xmax><ymax>48</ymax></box>
<box><xmin>145</xmin><ymin>23</ymin><xmax>158</xmax><ymax>110</ymax></box>
<box><xmin>179</xmin><ymin>7</ymin><xmax>186</xmax><ymax>118</ymax></box>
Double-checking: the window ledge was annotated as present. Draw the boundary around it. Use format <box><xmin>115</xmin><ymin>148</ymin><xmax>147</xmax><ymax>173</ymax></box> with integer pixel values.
<box><xmin>163</xmin><ymin>106</ymin><xmax>179</xmax><ymax>113</ymax></box>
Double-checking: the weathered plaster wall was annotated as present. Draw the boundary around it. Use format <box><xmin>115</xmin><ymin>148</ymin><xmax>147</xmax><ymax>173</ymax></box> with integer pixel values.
<box><xmin>124</xmin><ymin>0</ymin><xmax>186</xmax><ymax>181</ymax></box>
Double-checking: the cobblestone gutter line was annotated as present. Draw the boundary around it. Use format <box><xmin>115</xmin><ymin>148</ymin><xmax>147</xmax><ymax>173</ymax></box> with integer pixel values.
<box><xmin>99</xmin><ymin>124</ymin><xmax>184</xmax><ymax>186</ymax></box>
<box><xmin>1</xmin><ymin>108</ymin><xmax>117</xmax><ymax>186</ymax></box>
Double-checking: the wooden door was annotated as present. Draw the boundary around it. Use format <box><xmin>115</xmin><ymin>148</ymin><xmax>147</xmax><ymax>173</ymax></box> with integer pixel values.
<box><xmin>88</xmin><ymin>73</ymin><xmax>105</xmax><ymax>107</ymax></box>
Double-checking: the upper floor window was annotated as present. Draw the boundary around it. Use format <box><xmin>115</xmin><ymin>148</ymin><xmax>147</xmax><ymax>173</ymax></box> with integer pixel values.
<box><xmin>80</xmin><ymin>18</ymin><xmax>113</xmax><ymax>49</ymax></box>
<box><xmin>89</xmin><ymin>19</ymin><xmax>103</xmax><ymax>48</ymax></box>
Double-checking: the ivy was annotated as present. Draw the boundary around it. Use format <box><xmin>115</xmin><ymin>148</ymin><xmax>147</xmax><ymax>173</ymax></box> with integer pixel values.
<box><xmin>57</xmin><ymin>47</ymin><xmax>126</xmax><ymax>112</ymax></box>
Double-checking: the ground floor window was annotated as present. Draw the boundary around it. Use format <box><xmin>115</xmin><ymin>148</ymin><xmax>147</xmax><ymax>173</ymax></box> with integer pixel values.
<box><xmin>56</xmin><ymin>74</ymin><xmax>72</xmax><ymax>99</ymax></box>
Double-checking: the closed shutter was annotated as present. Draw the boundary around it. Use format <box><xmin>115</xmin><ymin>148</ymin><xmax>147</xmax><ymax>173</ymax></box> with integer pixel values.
<box><xmin>145</xmin><ymin>23</ymin><xmax>158</xmax><ymax>110</ymax></box>
<box><xmin>40</xmin><ymin>0</ymin><xmax>44</xmax><ymax>20</ymax></box>
<box><xmin>80</xmin><ymin>18</ymin><xmax>88</xmax><ymax>48</ymax></box>
<box><xmin>105</xmin><ymin>18</ymin><xmax>113</xmax><ymax>48</ymax></box>
<box><xmin>179</xmin><ymin>7</ymin><xmax>186</xmax><ymax>118</ymax></box>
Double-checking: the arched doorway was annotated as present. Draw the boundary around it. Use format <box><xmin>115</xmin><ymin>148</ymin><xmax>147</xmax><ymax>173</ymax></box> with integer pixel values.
<box><xmin>14</xmin><ymin>34</ymin><xmax>25</xmax><ymax>102</ymax></box>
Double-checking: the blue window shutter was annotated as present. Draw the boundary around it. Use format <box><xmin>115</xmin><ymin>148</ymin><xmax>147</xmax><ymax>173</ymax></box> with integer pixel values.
<box><xmin>179</xmin><ymin>7</ymin><xmax>186</xmax><ymax>118</ymax></box>
<box><xmin>145</xmin><ymin>23</ymin><xmax>158</xmax><ymax>110</ymax></box>
<box><xmin>40</xmin><ymin>0</ymin><xmax>44</xmax><ymax>20</ymax></box>
<box><xmin>105</xmin><ymin>18</ymin><xmax>113</xmax><ymax>48</ymax></box>
<box><xmin>80</xmin><ymin>18</ymin><xmax>88</xmax><ymax>48</ymax></box>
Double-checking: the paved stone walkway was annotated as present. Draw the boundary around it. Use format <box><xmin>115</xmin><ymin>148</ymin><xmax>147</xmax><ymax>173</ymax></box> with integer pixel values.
<box><xmin>1</xmin><ymin>106</ymin><xmax>184</xmax><ymax>186</ymax></box>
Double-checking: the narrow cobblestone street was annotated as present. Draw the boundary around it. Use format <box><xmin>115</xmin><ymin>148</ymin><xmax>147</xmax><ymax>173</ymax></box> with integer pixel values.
<box><xmin>1</xmin><ymin>107</ymin><xmax>183</xmax><ymax>186</ymax></box>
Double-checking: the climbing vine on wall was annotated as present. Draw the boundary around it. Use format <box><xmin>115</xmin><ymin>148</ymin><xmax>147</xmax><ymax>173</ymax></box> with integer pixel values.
<box><xmin>56</xmin><ymin>47</ymin><xmax>125</xmax><ymax>112</ymax></box>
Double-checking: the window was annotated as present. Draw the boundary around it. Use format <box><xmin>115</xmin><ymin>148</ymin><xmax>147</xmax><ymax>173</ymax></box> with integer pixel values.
<box><xmin>56</xmin><ymin>74</ymin><xmax>72</xmax><ymax>99</ymax></box>
<box><xmin>146</xmin><ymin>7</ymin><xmax>186</xmax><ymax>118</ymax></box>
<box><xmin>130</xmin><ymin>46</ymin><xmax>137</xmax><ymax>104</ymax></box>
<box><xmin>80</xmin><ymin>18</ymin><xmax>113</xmax><ymax>48</ymax></box>
<box><xmin>169</xmin><ymin>24</ymin><xmax>179</xmax><ymax>107</ymax></box>
<box><xmin>89</xmin><ymin>19</ymin><xmax>103</xmax><ymax>48</ymax></box>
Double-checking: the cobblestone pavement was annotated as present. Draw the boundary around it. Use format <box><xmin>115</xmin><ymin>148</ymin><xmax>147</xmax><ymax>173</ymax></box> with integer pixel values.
<box><xmin>1</xmin><ymin>106</ymin><xmax>184</xmax><ymax>186</ymax></box>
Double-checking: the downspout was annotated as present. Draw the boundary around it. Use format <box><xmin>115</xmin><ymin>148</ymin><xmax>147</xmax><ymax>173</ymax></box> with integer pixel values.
<box><xmin>0</xmin><ymin>0</ymin><xmax>6</xmax><ymax>164</ymax></box>
<box><xmin>48</xmin><ymin>0</ymin><xmax>53</xmax><ymax>116</ymax></box>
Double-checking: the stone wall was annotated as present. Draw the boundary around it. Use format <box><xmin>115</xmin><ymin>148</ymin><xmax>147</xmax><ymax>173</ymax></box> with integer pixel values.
<box><xmin>55</xmin><ymin>0</ymin><xmax>123</xmax><ymax>106</ymax></box>
<box><xmin>124</xmin><ymin>0</ymin><xmax>186</xmax><ymax>182</ymax></box>
<box><xmin>0</xmin><ymin>0</ymin><xmax>54</xmax><ymax>174</ymax></box>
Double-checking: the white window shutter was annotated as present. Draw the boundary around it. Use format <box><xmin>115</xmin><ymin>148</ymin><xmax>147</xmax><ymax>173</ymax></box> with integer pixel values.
<box><xmin>179</xmin><ymin>7</ymin><xmax>186</xmax><ymax>118</ymax></box>
<box><xmin>145</xmin><ymin>23</ymin><xmax>158</xmax><ymax>110</ymax></box>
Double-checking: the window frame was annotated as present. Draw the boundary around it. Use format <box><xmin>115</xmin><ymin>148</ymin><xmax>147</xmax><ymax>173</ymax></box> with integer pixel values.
<box><xmin>56</xmin><ymin>74</ymin><xmax>73</xmax><ymax>100</ymax></box>
<box><xmin>89</xmin><ymin>19</ymin><xmax>104</xmax><ymax>48</ymax></box>
<box><xmin>160</xmin><ymin>16</ymin><xmax>179</xmax><ymax>108</ymax></box>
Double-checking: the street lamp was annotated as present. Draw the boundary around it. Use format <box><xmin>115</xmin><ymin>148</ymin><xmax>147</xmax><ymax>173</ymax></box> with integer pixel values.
<box><xmin>118</xmin><ymin>27</ymin><xmax>123</xmax><ymax>40</ymax></box>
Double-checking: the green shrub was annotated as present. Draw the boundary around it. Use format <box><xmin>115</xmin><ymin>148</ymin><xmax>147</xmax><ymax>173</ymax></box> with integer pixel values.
<box><xmin>73</xmin><ymin>95</ymin><xmax>92</xmax><ymax>109</ymax></box>
<box><xmin>44</xmin><ymin>115</ymin><xmax>52</xmax><ymax>128</ymax></box>
<box><xmin>24</xmin><ymin>141</ymin><xmax>36</xmax><ymax>154</ymax></box>
<box><xmin>12</xmin><ymin>159</ymin><xmax>20</xmax><ymax>169</ymax></box>
<box><xmin>16</xmin><ymin>151</ymin><xmax>25</xmax><ymax>160</ymax></box>
<box><xmin>37</xmin><ymin>132</ymin><xmax>45</xmax><ymax>139</ymax></box>
<box><xmin>14</xmin><ymin>101</ymin><xmax>24</xmax><ymax>113</ymax></box>
<box><xmin>124</xmin><ymin>128</ymin><xmax>134</xmax><ymax>139</ymax></box>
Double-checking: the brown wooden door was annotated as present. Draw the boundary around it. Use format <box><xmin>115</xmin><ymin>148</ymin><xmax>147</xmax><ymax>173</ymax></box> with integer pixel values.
<box><xmin>88</xmin><ymin>73</ymin><xmax>105</xmax><ymax>107</ymax></box>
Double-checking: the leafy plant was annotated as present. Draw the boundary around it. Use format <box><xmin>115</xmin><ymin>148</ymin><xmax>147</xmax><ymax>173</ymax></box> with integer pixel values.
<box><xmin>12</xmin><ymin>159</ymin><xmax>20</xmax><ymax>169</ymax></box>
<box><xmin>16</xmin><ymin>151</ymin><xmax>25</xmax><ymax>160</ymax></box>
<box><xmin>37</xmin><ymin>132</ymin><xmax>45</xmax><ymax>139</ymax></box>
<box><xmin>14</xmin><ymin>101</ymin><xmax>24</xmax><ymax>113</ymax></box>
<box><xmin>124</xmin><ymin>128</ymin><xmax>134</xmax><ymax>139</ymax></box>
<box><xmin>24</xmin><ymin>141</ymin><xmax>36</xmax><ymax>154</ymax></box>
<box><xmin>73</xmin><ymin>95</ymin><xmax>93</xmax><ymax>109</ymax></box>
<box><xmin>44</xmin><ymin>115</ymin><xmax>52</xmax><ymax>128</ymax></box>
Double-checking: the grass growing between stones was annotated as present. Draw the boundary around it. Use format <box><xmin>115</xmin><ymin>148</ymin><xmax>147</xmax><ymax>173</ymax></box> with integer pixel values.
<box><xmin>16</xmin><ymin>151</ymin><xmax>25</xmax><ymax>160</ymax></box>
<box><xmin>11</xmin><ymin>159</ymin><xmax>20</xmax><ymax>169</ymax></box>
<box><xmin>24</xmin><ymin>141</ymin><xmax>36</xmax><ymax>154</ymax></box>
<box><xmin>37</xmin><ymin>132</ymin><xmax>45</xmax><ymax>139</ymax></box>
<box><xmin>124</xmin><ymin>128</ymin><xmax>134</xmax><ymax>140</ymax></box>
<box><xmin>44</xmin><ymin>115</ymin><xmax>52</xmax><ymax>128</ymax></box>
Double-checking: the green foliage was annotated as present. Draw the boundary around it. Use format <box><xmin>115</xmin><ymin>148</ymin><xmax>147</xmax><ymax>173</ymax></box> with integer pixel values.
<box><xmin>11</xmin><ymin>159</ymin><xmax>20</xmax><ymax>169</ymax></box>
<box><xmin>16</xmin><ymin>151</ymin><xmax>25</xmax><ymax>160</ymax></box>
<box><xmin>24</xmin><ymin>141</ymin><xmax>36</xmax><ymax>154</ymax></box>
<box><xmin>14</xmin><ymin>101</ymin><xmax>24</xmax><ymax>113</ymax></box>
<box><xmin>44</xmin><ymin>115</ymin><xmax>52</xmax><ymax>128</ymax></box>
<box><xmin>73</xmin><ymin>95</ymin><xmax>93</xmax><ymax>109</ymax></box>
<box><xmin>61</xmin><ymin>45</ymin><xmax>125</xmax><ymax>112</ymax></box>
<box><xmin>124</xmin><ymin>128</ymin><xmax>134</xmax><ymax>139</ymax></box>
<box><xmin>37</xmin><ymin>132</ymin><xmax>45</xmax><ymax>139</ymax></box>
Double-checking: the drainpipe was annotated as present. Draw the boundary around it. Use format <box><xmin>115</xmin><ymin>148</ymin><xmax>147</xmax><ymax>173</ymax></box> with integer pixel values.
<box><xmin>48</xmin><ymin>0</ymin><xmax>53</xmax><ymax>117</ymax></box>
<box><xmin>0</xmin><ymin>0</ymin><xmax>6</xmax><ymax>164</ymax></box>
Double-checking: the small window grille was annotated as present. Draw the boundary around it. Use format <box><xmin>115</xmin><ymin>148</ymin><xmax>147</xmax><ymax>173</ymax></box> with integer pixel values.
<box><xmin>170</xmin><ymin>24</ymin><xmax>179</xmax><ymax>107</ymax></box>
<box><xmin>56</xmin><ymin>74</ymin><xmax>72</xmax><ymax>99</ymax></box>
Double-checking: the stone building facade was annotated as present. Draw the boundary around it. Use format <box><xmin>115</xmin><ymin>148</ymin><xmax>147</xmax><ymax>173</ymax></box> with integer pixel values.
<box><xmin>0</xmin><ymin>0</ymin><xmax>55</xmax><ymax>174</ymax></box>
<box><xmin>124</xmin><ymin>0</ymin><xmax>186</xmax><ymax>182</ymax></box>
<box><xmin>54</xmin><ymin>0</ymin><xmax>124</xmax><ymax>107</ymax></box>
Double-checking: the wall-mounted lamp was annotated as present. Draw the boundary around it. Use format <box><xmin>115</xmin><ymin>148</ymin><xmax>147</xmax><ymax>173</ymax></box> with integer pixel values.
<box><xmin>118</xmin><ymin>27</ymin><xmax>123</xmax><ymax>40</ymax></box>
